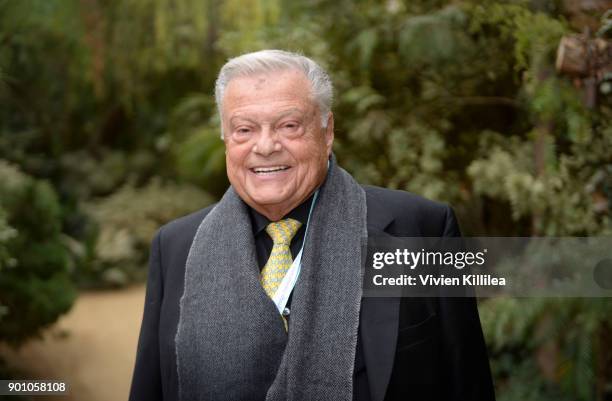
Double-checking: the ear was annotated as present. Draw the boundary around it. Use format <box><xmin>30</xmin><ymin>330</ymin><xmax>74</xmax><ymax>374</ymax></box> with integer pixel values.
<box><xmin>324</xmin><ymin>112</ymin><xmax>334</xmax><ymax>156</ymax></box>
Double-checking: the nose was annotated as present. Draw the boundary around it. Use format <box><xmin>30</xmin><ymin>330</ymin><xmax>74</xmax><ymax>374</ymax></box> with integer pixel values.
<box><xmin>253</xmin><ymin>126</ymin><xmax>281</xmax><ymax>156</ymax></box>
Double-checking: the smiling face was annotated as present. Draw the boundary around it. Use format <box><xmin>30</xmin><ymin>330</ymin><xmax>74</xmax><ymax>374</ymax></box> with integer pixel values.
<box><xmin>222</xmin><ymin>69</ymin><xmax>334</xmax><ymax>221</ymax></box>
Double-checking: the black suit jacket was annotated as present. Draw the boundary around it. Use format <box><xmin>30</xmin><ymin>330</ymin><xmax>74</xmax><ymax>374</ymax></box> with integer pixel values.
<box><xmin>129</xmin><ymin>185</ymin><xmax>495</xmax><ymax>401</ymax></box>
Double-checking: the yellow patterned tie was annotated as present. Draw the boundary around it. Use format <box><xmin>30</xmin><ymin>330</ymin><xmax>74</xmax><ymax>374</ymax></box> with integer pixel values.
<box><xmin>260</xmin><ymin>218</ymin><xmax>303</xmax><ymax>299</ymax></box>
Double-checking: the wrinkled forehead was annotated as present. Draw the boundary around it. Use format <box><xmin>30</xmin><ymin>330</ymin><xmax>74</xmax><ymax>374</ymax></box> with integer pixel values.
<box><xmin>222</xmin><ymin>69</ymin><xmax>317</xmax><ymax>114</ymax></box>
<box><xmin>224</xmin><ymin>69</ymin><xmax>313</xmax><ymax>99</ymax></box>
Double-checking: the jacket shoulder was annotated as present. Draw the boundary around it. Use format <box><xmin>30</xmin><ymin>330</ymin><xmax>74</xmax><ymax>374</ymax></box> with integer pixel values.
<box><xmin>363</xmin><ymin>184</ymin><xmax>449</xmax><ymax>215</ymax></box>
<box><xmin>157</xmin><ymin>203</ymin><xmax>217</xmax><ymax>248</ymax></box>
<box><xmin>362</xmin><ymin>185</ymin><xmax>455</xmax><ymax>236</ymax></box>
<box><xmin>153</xmin><ymin>204</ymin><xmax>217</xmax><ymax>282</ymax></box>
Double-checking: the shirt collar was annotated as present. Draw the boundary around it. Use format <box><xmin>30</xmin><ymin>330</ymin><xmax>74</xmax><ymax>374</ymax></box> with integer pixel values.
<box><xmin>249</xmin><ymin>194</ymin><xmax>314</xmax><ymax>236</ymax></box>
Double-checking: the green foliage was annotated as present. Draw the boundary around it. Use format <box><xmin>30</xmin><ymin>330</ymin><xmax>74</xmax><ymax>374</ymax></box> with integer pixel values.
<box><xmin>162</xmin><ymin>94</ymin><xmax>228</xmax><ymax>198</ymax></box>
<box><xmin>0</xmin><ymin>208</ymin><xmax>17</xmax><ymax>325</ymax></box>
<box><xmin>173</xmin><ymin>125</ymin><xmax>228</xmax><ymax>197</ymax></box>
<box><xmin>81</xmin><ymin>178</ymin><xmax>214</xmax><ymax>286</ymax></box>
<box><xmin>0</xmin><ymin>161</ymin><xmax>76</xmax><ymax>345</ymax></box>
<box><xmin>0</xmin><ymin>208</ymin><xmax>17</xmax><ymax>271</ymax></box>
<box><xmin>398</xmin><ymin>6</ymin><xmax>469</xmax><ymax>66</ymax></box>
<box><xmin>59</xmin><ymin>148</ymin><xmax>158</xmax><ymax>198</ymax></box>
<box><xmin>481</xmin><ymin>298</ymin><xmax>612</xmax><ymax>401</ymax></box>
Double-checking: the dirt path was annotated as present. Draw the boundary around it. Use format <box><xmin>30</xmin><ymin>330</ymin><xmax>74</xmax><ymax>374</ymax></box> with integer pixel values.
<box><xmin>0</xmin><ymin>285</ymin><xmax>146</xmax><ymax>401</ymax></box>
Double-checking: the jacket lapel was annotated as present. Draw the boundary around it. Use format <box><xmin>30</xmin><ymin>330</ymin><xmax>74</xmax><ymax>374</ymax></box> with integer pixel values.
<box><xmin>361</xmin><ymin>187</ymin><xmax>399</xmax><ymax>401</ymax></box>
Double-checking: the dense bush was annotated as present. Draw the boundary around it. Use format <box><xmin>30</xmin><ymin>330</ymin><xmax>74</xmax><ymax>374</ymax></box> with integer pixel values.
<box><xmin>81</xmin><ymin>178</ymin><xmax>214</xmax><ymax>287</ymax></box>
<box><xmin>0</xmin><ymin>208</ymin><xmax>17</xmax><ymax>324</ymax></box>
<box><xmin>0</xmin><ymin>161</ymin><xmax>76</xmax><ymax>345</ymax></box>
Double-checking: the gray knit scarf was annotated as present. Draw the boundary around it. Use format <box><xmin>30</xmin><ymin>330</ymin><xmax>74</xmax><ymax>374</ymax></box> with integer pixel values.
<box><xmin>175</xmin><ymin>156</ymin><xmax>367</xmax><ymax>401</ymax></box>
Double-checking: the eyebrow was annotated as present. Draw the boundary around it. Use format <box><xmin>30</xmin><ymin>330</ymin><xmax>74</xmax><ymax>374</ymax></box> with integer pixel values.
<box><xmin>229</xmin><ymin>108</ymin><xmax>306</xmax><ymax>126</ymax></box>
<box><xmin>229</xmin><ymin>115</ymin><xmax>257</xmax><ymax>126</ymax></box>
<box><xmin>274</xmin><ymin>108</ymin><xmax>305</xmax><ymax>120</ymax></box>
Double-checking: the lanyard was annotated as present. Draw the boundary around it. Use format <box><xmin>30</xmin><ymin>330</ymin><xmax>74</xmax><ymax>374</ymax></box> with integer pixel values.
<box><xmin>270</xmin><ymin>188</ymin><xmax>320</xmax><ymax>314</ymax></box>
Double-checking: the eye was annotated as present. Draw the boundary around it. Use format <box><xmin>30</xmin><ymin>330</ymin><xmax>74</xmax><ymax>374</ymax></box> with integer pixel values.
<box><xmin>278</xmin><ymin>121</ymin><xmax>301</xmax><ymax>133</ymax></box>
<box><xmin>231</xmin><ymin>126</ymin><xmax>254</xmax><ymax>142</ymax></box>
<box><xmin>234</xmin><ymin>126</ymin><xmax>252</xmax><ymax>135</ymax></box>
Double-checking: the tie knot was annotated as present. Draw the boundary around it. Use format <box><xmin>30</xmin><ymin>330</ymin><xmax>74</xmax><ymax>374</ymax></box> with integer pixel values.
<box><xmin>266</xmin><ymin>218</ymin><xmax>302</xmax><ymax>246</ymax></box>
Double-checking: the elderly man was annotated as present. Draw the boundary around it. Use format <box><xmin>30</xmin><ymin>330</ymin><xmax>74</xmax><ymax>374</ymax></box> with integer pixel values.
<box><xmin>129</xmin><ymin>50</ymin><xmax>495</xmax><ymax>401</ymax></box>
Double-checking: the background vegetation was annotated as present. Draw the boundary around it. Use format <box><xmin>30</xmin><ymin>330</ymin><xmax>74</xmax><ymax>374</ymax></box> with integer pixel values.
<box><xmin>0</xmin><ymin>0</ymin><xmax>610</xmax><ymax>399</ymax></box>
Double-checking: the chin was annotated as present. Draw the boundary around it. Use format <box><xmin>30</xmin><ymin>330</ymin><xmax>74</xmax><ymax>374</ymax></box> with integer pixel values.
<box><xmin>251</xmin><ymin>194</ymin><xmax>290</xmax><ymax>207</ymax></box>
<box><xmin>246</xmin><ymin>185</ymin><xmax>291</xmax><ymax>203</ymax></box>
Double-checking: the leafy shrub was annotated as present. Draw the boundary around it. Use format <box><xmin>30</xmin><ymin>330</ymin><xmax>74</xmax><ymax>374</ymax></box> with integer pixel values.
<box><xmin>480</xmin><ymin>297</ymin><xmax>612</xmax><ymax>401</ymax></box>
<box><xmin>81</xmin><ymin>178</ymin><xmax>214</xmax><ymax>287</ymax></box>
<box><xmin>0</xmin><ymin>161</ymin><xmax>76</xmax><ymax>345</ymax></box>
<box><xmin>162</xmin><ymin>94</ymin><xmax>229</xmax><ymax>199</ymax></box>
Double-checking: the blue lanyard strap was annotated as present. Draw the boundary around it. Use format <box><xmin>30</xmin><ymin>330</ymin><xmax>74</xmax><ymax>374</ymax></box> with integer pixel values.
<box><xmin>270</xmin><ymin>167</ymin><xmax>325</xmax><ymax>314</ymax></box>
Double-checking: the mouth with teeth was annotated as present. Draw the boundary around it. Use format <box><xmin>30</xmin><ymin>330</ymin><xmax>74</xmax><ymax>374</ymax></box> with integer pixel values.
<box><xmin>251</xmin><ymin>165</ymin><xmax>291</xmax><ymax>175</ymax></box>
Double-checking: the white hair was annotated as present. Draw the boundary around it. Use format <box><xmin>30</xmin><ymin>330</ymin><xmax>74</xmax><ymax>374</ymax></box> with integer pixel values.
<box><xmin>214</xmin><ymin>49</ymin><xmax>333</xmax><ymax>138</ymax></box>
